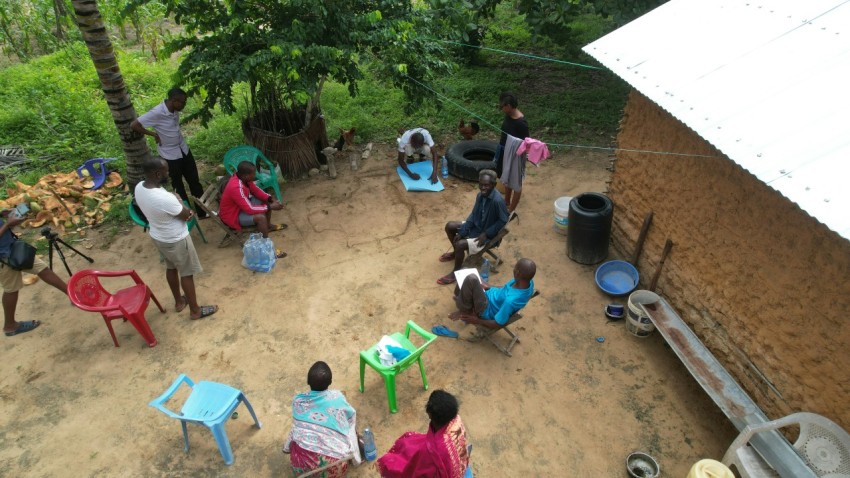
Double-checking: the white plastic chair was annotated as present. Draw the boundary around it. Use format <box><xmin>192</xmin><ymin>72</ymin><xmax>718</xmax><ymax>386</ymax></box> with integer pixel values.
<box><xmin>723</xmin><ymin>412</ymin><xmax>850</xmax><ymax>477</ymax></box>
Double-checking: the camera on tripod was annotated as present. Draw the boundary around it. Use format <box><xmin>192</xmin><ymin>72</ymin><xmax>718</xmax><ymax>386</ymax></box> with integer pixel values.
<box><xmin>41</xmin><ymin>226</ymin><xmax>60</xmax><ymax>241</ymax></box>
<box><xmin>41</xmin><ymin>226</ymin><xmax>93</xmax><ymax>275</ymax></box>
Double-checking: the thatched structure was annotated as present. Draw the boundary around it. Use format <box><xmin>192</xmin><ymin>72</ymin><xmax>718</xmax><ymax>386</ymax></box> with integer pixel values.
<box><xmin>242</xmin><ymin>109</ymin><xmax>329</xmax><ymax>178</ymax></box>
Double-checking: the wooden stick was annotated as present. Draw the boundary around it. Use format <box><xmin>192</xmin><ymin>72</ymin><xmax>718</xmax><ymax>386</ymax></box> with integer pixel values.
<box><xmin>631</xmin><ymin>211</ymin><xmax>653</xmax><ymax>265</ymax></box>
<box><xmin>649</xmin><ymin>239</ymin><xmax>673</xmax><ymax>292</ymax></box>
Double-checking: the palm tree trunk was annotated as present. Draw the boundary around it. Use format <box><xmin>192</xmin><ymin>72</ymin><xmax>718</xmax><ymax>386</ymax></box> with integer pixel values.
<box><xmin>70</xmin><ymin>0</ymin><xmax>150</xmax><ymax>189</ymax></box>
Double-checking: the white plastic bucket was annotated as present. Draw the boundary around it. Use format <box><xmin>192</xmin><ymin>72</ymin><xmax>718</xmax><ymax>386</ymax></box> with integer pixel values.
<box><xmin>687</xmin><ymin>459</ymin><xmax>733</xmax><ymax>478</ymax></box>
<box><xmin>626</xmin><ymin>290</ymin><xmax>659</xmax><ymax>337</ymax></box>
<box><xmin>553</xmin><ymin>196</ymin><xmax>572</xmax><ymax>235</ymax></box>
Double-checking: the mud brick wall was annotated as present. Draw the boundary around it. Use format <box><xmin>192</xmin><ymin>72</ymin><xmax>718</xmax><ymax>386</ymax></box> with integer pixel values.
<box><xmin>610</xmin><ymin>90</ymin><xmax>850</xmax><ymax>430</ymax></box>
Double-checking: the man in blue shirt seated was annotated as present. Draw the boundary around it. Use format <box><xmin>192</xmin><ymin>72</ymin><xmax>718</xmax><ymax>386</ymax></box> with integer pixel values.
<box><xmin>449</xmin><ymin>258</ymin><xmax>536</xmax><ymax>332</ymax></box>
<box><xmin>437</xmin><ymin>169</ymin><xmax>509</xmax><ymax>285</ymax></box>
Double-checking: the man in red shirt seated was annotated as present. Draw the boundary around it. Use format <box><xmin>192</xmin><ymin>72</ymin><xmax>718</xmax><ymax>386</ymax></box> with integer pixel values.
<box><xmin>219</xmin><ymin>161</ymin><xmax>288</xmax><ymax>258</ymax></box>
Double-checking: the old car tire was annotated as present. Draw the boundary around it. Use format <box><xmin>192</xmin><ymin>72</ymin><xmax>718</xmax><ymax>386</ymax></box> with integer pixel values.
<box><xmin>446</xmin><ymin>140</ymin><xmax>498</xmax><ymax>181</ymax></box>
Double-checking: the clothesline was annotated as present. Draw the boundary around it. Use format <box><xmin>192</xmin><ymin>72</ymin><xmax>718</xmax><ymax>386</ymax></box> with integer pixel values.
<box><xmin>404</xmin><ymin>75</ymin><xmax>721</xmax><ymax>160</ymax></box>
<box><xmin>431</xmin><ymin>38</ymin><xmax>602</xmax><ymax>70</ymax></box>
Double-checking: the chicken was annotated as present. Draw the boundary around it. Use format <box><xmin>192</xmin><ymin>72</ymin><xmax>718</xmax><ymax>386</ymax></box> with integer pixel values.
<box><xmin>458</xmin><ymin>119</ymin><xmax>480</xmax><ymax>140</ymax></box>
<box><xmin>333</xmin><ymin>127</ymin><xmax>357</xmax><ymax>150</ymax></box>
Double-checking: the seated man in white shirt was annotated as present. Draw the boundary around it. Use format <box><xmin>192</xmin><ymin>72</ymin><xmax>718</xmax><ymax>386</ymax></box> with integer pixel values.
<box><xmin>134</xmin><ymin>157</ymin><xmax>218</xmax><ymax>320</ymax></box>
<box><xmin>396</xmin><ymin>127</ymin><xmax>438</xmax><ymax>184</ymax></box>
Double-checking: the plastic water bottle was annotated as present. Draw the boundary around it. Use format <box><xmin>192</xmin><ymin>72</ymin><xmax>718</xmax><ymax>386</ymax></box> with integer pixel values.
<box><xmin>259</xmin><ymin>247</ymin><xmax>270</xmax><ymax>272</ymax></box>
<box><xmin>362</xmin><ymin>428</ymin><xmax>377</xmax><ymax>461</ymax></box>
<box><xmin>244</xmin><ymin>240</ymin><xmax>258</xmax><ymax>270</ymax></box>
<box><xmin>480</xmin><ymin>258</ymin><xmax>490</xmax><ymax>283</ymax></box>
<box><xmin>440</xmin><ymin>156</ymin><xmax>449</xmax><ymax>178</ymax></box>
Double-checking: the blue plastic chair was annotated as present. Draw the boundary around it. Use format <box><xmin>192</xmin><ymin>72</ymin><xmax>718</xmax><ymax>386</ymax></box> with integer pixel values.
<box><xmin>223</xmin><ymin>145</ymin><xmax>283</xmax><ymax>201</ymax></box>
<box><xmin>76</xmin><ymin>157</ymin><xmax>117</xmax><ymax>190</ymax></box>
<box><xmin>149</xmin><ymin>374</ymin><xmax>262</xmax><ymax>465</ymax></box>
<box><xmin>128</xmin><ymin>200</ymin><xmax>207</xmax><ymax>243</ymax></box>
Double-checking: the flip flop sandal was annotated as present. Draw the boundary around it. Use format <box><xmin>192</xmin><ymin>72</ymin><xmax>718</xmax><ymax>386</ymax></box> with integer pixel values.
<box><xmin>5</xmin><ymin>320</ymin><xmax>41</xmax><ymax>336</ymax></box>
<box><xmin>192</xmin><ymin>305</ymin><xmax>218</xmax><ymax>320</ymax></box>
<box><xmin>269</xmin><ymin>223</ymin><xmax>288</xmax><ymax>232</ymax></box>
<box><xmin>432</xmin><ymin>325</ymin><xmax>459</xmax><ymax>338</ymax></box>
<box><xmin>439</xmin><ymin>252</ymin><xmax>455</xmax><ymax>262</ymax></box>
<box><xmin>436</xmin><ymin>274</ymin><xmax>456</xmax><ymax>285</ymax></box>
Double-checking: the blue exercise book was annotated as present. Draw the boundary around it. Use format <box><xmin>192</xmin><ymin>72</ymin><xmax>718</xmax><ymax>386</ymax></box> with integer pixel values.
<box><xmin>396</xmin><ymin>160</ymin><xmax>445</xmax><ymax>192</ymax></box>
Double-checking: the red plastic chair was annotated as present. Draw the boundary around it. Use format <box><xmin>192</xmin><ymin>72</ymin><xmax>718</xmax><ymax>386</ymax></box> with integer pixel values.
<box><xmin>67</xmin><ymin>269</ymin><xmax>164</xmax><ymax>347</ymax></box>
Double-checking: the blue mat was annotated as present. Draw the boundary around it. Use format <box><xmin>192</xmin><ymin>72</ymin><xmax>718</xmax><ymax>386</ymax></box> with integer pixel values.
<box><xmin>396</xmin><ymin>160</ymin><xmax>444</xmax><ymax>192</ymax></box>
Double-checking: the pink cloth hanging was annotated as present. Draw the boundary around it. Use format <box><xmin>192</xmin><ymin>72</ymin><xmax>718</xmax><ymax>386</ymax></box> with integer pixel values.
<box><xmin>516</xmin><ymin>138</ymin><xmax>551</xmax><ymax>165</ymax></box>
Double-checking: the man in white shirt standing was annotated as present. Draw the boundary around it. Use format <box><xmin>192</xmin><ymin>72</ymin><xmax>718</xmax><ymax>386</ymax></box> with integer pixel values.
<box><xmin>396</xmin><ymin>127</ymin><xmax>438</xmax><ymax>184</ymax></box>
<box><xmin>131</xmin><ymin>87</ymin><xmax>207</xmax><ymax>218</ymax></box>
<box><xmin>134</xmin><ymin>157</ymin><xmax>218</xmax><ymax>320</ymax></box>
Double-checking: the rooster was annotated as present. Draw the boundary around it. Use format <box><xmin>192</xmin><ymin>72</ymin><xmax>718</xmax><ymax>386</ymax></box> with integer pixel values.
<box><xmin>458</xmin><ymin>119</ymin><xmax>480</xmax><ymax>140</ymax></box>
<box><xmin>333</xmin><ymin>127</ymin><xmax>356</xmax><ymax>150</ymax></box>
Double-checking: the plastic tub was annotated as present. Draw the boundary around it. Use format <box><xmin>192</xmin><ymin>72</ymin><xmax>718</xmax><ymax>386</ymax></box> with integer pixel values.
<box><xmin>595</xmin><ymin>260</ymin><xmax>639</xmax><ymax>296</ymax></box>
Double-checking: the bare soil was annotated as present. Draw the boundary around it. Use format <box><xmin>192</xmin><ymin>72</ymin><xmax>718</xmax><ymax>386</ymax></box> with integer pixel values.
<box><xmin>0</xmin><ymin>144</ymin><xmax>736</xmax><ymax>477</ymax></box>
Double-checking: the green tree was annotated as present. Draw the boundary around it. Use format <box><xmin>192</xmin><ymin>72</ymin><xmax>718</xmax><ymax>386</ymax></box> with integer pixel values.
<box><xmin>473</xmin><ymin>0</ymin><xmax>667</xmax><ymax>45</ymax></box>
<box><xmin>71</xmin><ymin>0</ymin><xmax>151</xmax><ymax>188</ymax></box>
<box><xmin>0</xmin><ymin>0</ymin><xmax>78</xmax><ymax>61</ymax></box>
<box><xmin>128</xmin><ymin>0</ymin><xmax>468</xmax><ymax>127</ymax></box>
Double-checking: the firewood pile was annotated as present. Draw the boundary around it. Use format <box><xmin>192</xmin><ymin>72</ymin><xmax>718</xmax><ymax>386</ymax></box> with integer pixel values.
<box><xmin>0</xmin><ymin>171</ymin><xmax>124</xmax><ymax>235</ymax></box>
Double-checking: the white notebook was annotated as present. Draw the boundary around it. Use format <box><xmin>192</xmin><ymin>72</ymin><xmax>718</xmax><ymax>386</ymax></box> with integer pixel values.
<box><xmin>454</xmin><ymin>268</ymin><xmax>482</xmax><ymax>285</ymax></box>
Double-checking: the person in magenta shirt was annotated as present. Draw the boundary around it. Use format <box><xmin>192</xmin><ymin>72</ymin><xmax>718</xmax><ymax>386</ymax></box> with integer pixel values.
<box><xmin>377</xmin><ymin>390</ymin><xmax>470</xmax><ymax>478</ymax></box>
<box><xmin>219</xmin><ymin>161</ymin><xmax>288</xmax><ymax>258</ymax></box>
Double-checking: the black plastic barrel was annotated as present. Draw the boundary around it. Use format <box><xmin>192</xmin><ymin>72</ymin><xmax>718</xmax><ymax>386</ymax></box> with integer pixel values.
<box><xmin>567</xmin><ymin>192</ymin><xmax>614</xmax><ymax>264</ymax></box>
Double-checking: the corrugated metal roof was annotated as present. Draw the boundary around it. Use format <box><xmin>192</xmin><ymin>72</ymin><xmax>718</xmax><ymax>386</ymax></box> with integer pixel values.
<box><xmin>583</xmin><ymin>0</ymin><xmax>850</xmax><ymax>239</ymax></box>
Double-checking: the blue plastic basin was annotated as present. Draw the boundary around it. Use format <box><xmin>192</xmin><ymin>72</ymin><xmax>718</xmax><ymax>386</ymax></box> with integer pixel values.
<box><xmin>595</xmin><ymin>260</ymin><xmax>640</xmax><ymax>296</ymax></box>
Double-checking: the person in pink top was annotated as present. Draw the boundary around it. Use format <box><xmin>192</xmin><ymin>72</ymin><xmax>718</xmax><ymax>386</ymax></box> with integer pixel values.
<box><xmin>219</xmin><ymin>161</ymin><xmax>288</xmax><ymax>258</ymax></box>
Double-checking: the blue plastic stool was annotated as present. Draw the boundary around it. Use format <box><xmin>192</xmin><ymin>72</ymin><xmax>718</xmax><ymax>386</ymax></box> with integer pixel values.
<box><xmin>149</xmin><ymin>374</ymin><xmax>262</xmax><ymax>465</ymax></box>
<box><xmin>76</xmin><ymin>157</ymin><xmax>117</xmax><ymax>190</ymax></box>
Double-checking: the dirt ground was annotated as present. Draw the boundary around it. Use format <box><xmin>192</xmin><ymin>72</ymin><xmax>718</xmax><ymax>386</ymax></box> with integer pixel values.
<box><xmin>0</xmin><ymin>144</ymin><xmax>737</xmax><ymax>477</ymax></box>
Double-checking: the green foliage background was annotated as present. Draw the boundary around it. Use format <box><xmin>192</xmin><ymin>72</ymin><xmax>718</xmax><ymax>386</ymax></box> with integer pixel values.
<box><xmin>0</xmin><ymin>3</ymin><xmax>629</xmax><ymax>193</ymax></box>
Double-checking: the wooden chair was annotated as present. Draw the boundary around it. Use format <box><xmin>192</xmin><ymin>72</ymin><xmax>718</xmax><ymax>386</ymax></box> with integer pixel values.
<box><xmin>470</xmin><ymin>290</ymin><xmax>539</xmax><ymax>357</ymax></box>
<box><xmin>463</xmin><ymin>211</ymin><xmax>518</xmax><ymax>273</ymax></box>
<box><xmin>188</xmin><ymin>183</ymin><xmax>256</xmax><ymax>247</ymax></box>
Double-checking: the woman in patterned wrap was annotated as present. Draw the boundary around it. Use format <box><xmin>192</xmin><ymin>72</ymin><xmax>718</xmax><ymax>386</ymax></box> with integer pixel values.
<box><xmin>283</xmin><ymin>361</ymin><xmax>361</xmax><ymax>477</ymax></box>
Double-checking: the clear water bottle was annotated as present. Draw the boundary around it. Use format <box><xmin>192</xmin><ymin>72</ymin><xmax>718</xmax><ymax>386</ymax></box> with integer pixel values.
<box><xmin>362</xmin><ymin>428</ymin><xmax>378</xmax><ymax>461</ymax></box>
<box><xmin>259</xmin><ymin>246</ymin><xmax>270</xmax><ymax>272</ymax></box>
<box><xmin>480</xmin><ymin>258</ymin><xmax>490</xmax><ymax>283</ymax></box>
<box><xmin>244</xmin><ymin>240</ymin><xmax>258</xmax><ymax>270</ymax></box>
<box><xmin>440</xmin><ymin>155</ymin><xmax>449</xmax><ymax>178</ymax></box>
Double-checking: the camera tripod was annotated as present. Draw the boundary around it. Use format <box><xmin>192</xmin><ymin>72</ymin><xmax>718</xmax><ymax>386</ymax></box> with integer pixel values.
<box><xmin>45</xmin><ymin>231</ymin><xmax>94</xmax><ymax>276</ymax></box>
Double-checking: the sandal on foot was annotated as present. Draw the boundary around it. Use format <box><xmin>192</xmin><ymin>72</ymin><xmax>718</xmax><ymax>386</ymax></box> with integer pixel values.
<box><xmin>436</xmin><ymin>274</ymin><xmax>456</xmax><ymax>285</ymax></box>
<box><xmin>275</xmin><ymin>249</ymin><xmax>288</xmax><ymax>259</ymax></box>
<box><xmin>191</xmin><ymin>305</ymin><xmax>218</xmax><ymax>320</ymax></box>
<box><xmin>269</xmin><ymin>223</ymin><xmax>288</xmax><ymax>232</ymax></box>
<box><xmin>438</xmin><ymin>252</ymin><xmax>455</xmax><ymax>262</ymax></box>
<box><xmin>432</xmin><ymin>325</ymin><xmax>459</xmax><ymax>338</ymax></box>
<box><xmin>5</xmin><ymin>320</ymin><xmax>41</xmax><ymax>337</ymax></box>
<box><xmin>175</xmin><ymin>295</ymin><xmax>188</xmax><ymax>313</ymax></box>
